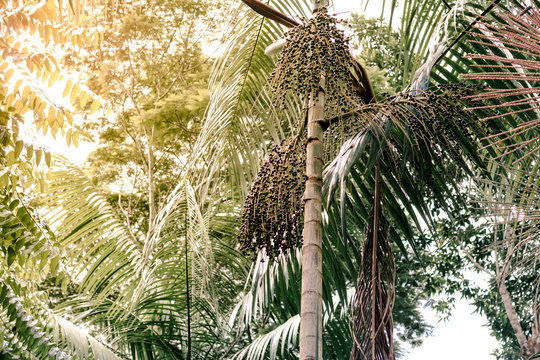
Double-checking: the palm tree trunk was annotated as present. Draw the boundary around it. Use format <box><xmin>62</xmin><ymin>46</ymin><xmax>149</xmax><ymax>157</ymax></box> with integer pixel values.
<box><xmin>300</xmin><ymin>88</ymin><xmax>325</xmax><ymax>360</ymax></box>
<box><xmin>299</xmin><ymin>3</ymin><xmax>328</xmax><ymax>358</ymax></box>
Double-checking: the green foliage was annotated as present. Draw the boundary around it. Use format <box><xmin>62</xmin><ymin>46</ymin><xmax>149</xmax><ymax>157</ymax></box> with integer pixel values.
<box><xmin>188</xmin><ymin>0</ymin><xmax>310</xmax><ymax>203</ymax></box>
<box><xmin>72</xmin><ymin>0</ymin><xmax>221</xmax><ymax>236</ymax></box>
<box><xmin>348</xmin><ymin>14</ymin><xmax>404</xmax><ymax>93</ymax></box>
<box><xmin>0</xmin><ymin>190</ymin><xmax>121</xmax><ymax>360</ymax></box>
<box><xmin>39</xmin><ymin>156</ymin><xmax>247</xmax><ymax>358</ymax></box>
<box><xmin>86</xmin><ymin>78</ymin><xmax>209</xmax><ymax>235</ymax></box>
<box><xmin>2</xmin><ymin>1</ymin><xmax>539</xmax><ymax>359</ymax></box>
<box><xmin>206</xmin><ymin>1</ymin><xmax>502</xmax><ymax>358</ymax></box>
<box><xmin>0</xmin><ymin>0</ymin><xmax>99</xmax><ymax>146</ymax></box>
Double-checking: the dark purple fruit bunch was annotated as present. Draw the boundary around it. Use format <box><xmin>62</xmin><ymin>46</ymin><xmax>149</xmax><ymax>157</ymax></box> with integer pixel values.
<box><xmin>238</xmin><ymin>137</ymin><xmax>306</xmax><ymax>260</ymax></box>
<box><xmin>269</xmin><ymin>7</ymin><xmax>363</xmax><ymax>121</ymax></box>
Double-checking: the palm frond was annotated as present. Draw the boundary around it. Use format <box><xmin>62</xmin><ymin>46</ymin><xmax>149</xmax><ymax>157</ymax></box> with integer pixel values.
<box><xmin>43</xmin><ymin>155</ymin><xmax>142</xmax><ymax>298</ymax></box>
<box><xmin>324</xmin><ymin>85</ymin><xmax>491</xmax><ymax>246</ymax></box>
<box><xmin>189</xmin><ymin>0</ymin><xmax>310</xmax><ymax>203</ymax></box>
<box><xmin>55</xmin><ymin>317</ymin><xmax>123</xmax><ymax>360</ymax></box>
<box><xmin>459</xmin><ymin>1</ymin><xmax>540</xmax><ymax>162</ymax></box>
<box><xmin>0</xmin><ymin>276</ymin><xmax>124</xmax><ymax>360</ymax></box>
<box><xmin>233</xmin><ymin>314</ymin><xmax>300</xmax><ymax>360</ymax></box>
<box><xmin>361</xmin><ymin>0</ymin><xmax>474</xmax><ymax>90</ymax></box>
<box><xmin>41</xmin><ymin>156</ymin><xmax>244</xmax><ymax>358</ymax></box>
<box><xmin>231</xmin><ymin>286</ymin><xmax>358</xmax><ymax>360</ymax></box>
<box><xmin>227</xmin><ymin>2</ymin><xmax>507</xmax><ymax>358</ymax></box>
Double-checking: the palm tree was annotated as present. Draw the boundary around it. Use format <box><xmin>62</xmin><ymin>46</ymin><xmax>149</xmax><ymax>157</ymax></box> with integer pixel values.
<box><xmin>202</xmin><ymin>0</ymin><xmax>538</xmax><ymax>359</ymax></box>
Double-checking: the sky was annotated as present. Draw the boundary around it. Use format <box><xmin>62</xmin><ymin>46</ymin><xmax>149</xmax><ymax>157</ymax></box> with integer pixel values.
<box><xmin>330</xmin><ymin>0</ymin><xmax>395</xmax><ymax>21</ymax></box>
<box><xmin>404</xmin><ymin>299</ymin><xmax>498</xmax><ymax>359</ymax></box>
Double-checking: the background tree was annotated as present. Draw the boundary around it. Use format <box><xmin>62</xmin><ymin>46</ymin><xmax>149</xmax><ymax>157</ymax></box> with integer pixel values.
<box><xmin>0</xmin><ymin>1</ymin><xmax>122</xmax><ymax>358</ymax></box>
<box><xmin>348</xmin><ymin>14</ymin><xmax>406</xmax><ymax>93</ymax></box>
<box><xmin>68</xmin><ymin>0</ymin><xmax>226</xmax><ymax>240</ymax></box>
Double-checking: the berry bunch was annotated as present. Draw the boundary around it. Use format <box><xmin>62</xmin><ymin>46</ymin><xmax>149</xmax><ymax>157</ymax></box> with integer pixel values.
<box><xmin>269</xmin><ymin>8</ymin><xmax>362</xmax><ymax>122</ymax></box>
<box><xmin>238</xmin><ymin>137</ymin><xmax>306</xmax><ymax>260</ymax></box>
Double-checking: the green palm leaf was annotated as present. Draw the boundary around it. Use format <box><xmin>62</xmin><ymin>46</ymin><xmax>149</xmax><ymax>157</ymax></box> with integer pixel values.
<box><xmin>190</xmin><ymin>0</ymin><xmax>310</xmax><ymax>203</ymax></box>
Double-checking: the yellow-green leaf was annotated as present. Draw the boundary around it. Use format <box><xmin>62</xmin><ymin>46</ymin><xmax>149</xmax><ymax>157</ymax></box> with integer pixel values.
<box><xmin>47</xmin><ymin>70</ymin><xmax>59</xmax><ymax>87</ymax></box>
<box><xmin>63</xmin><ymin>79</ymin><xmax>72</xmax><ymax>98</ymax></box>
<box><xmin>0</xmin><ymin>172</ymin><xmax>9</xmax><ymax>188</ymax></box>
<box><xmin>17</xmin><ymin>253</ymin><xmax>26</xmax><ymax>267</ymax></box>
<box><xmin>90</xmin><ymin>99</ymin><xmax>100</xmax><ymax>114</ymax></box>
<box><xmin>13</xmin><ymin>79</ymin><xmax>23</xmax><ymax>93</ymax></box>
<box><xmin>61</xmin><ymin>276</ymin><xmax>70</xmax><ymax>293</ymax></box>
<box><xmin>45</xmin><ymin>151</ymin><xmax>51</xmax><ymax>167</ymax></box>
<box><xmin>26</xmin><ymin>144</ymin><xmax>33</xmax><ymax>159</ymax></box>
<box><xmin>66</xmin><ymin>128</ymin><xmax>72</xmax><ymax>146</ymax></box>
<box><xmin>4</xmin><ymin>68</ymin><xmax>14</xmax><ymax>82</ymax></box>
<box><xmin>65</xmin><ymin>110</ymin><xmax>73</xmax><ymax>125</ymax></box>
<box><xmin>80</xmin><ymin>91</ymin><xmax>89</xmax><ymax>108</ymax></box>
<box><xmin>6</xmin><ymin>151</ymin><xmax>14</xmax><ymax>166</ymax></box>
<box><xmin>14</xmin><ymin>140</ymin><xmax>23</xmax><ymax>158</ymax></box>
<box><xmin>35</xmin><ymin>149</ymin><xmax>42</xmax><ymax>165</ymax></box>
<box><xmin>70</xmin><ymin>83</ymin><xmax>79</xmax><ymax>103</ymax></box>
<box><xmin>22</xmin><ymin>86</ymin><xmax>30</xmax><ymax>101</ymax></box>
<box><xmin>7</xmin><ymin>247</ymin><xmax>16</xmax><ymax>267</ymax></box>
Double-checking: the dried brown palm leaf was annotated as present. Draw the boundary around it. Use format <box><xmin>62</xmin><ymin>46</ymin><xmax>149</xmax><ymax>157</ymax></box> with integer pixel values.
<box><xmin>350</xmin><ymin>164</ymin><xmax>395</xmax><ymax>360</ymax></box>
<box><xmin>240</xmin><ymin>0</ymin><xmax>300</xmax><ymax>28</ymax></box>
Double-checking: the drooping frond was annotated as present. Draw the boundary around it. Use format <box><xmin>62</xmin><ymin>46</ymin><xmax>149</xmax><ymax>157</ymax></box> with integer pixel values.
<box><xmin>190</xmin><ymin>1</ymin><xmax>310</xmax><ymax>203</ymax></box>
<box><xmin>324</xmin><ymin>84</ymin><xmax>493</xmax><ymax>233</ymax></box>
<box><xmin>0</xmin><ymin>275</ymin><xmax>125</xmax><ymax>360</ymax></box>
<box><xmin>0</xmin><ymin>187</ymin><xmax>123</xmax><ymax>359</ymax></box>
<box><xmin>55</xmin><ymin>317</ymin><xmax>122</xmax><ymax>360</ymax></box>
<box><xmin>233</xmin><ymin>314</ymin><xmax>301</xmax><ymax>360</ymax></box>
<box><xmin>350</xmin><ymin>165</ymin><xmax>395</xmax><ymax>360</ymax></box>
<box><xmin>43</xmin><ymin>155</ymin><xmax>142</xmax><ymax>298</ymax></box>
<box><xmin>231</xmin><ymin>284</ymin><xmax>358</xmax><ymax>360</ymax></box>
<box><xmin>230</xmin><ymin>249</ymin><xmax>301</xmax><ymax>332</ymax></box>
